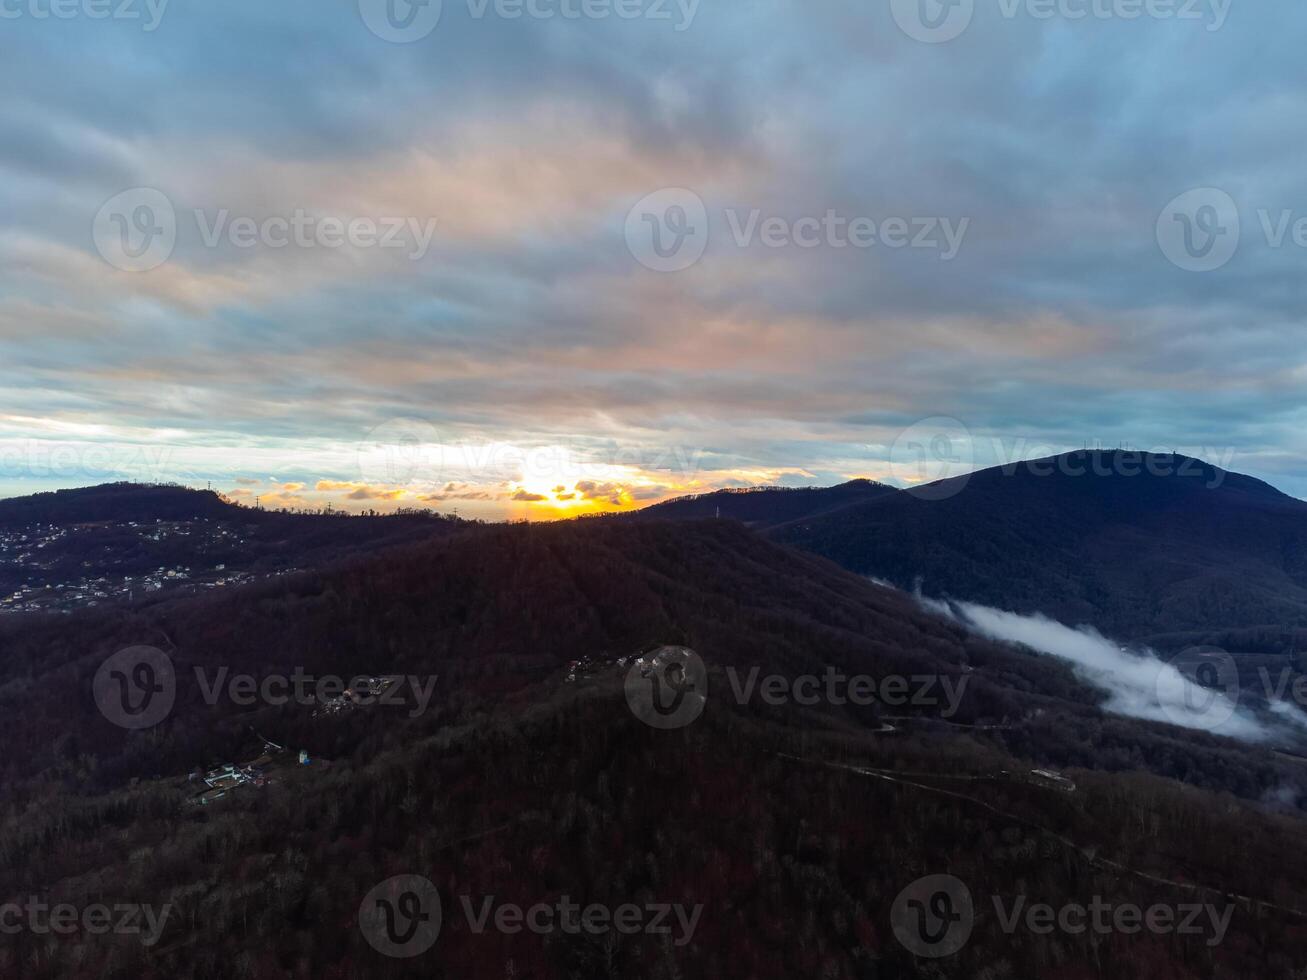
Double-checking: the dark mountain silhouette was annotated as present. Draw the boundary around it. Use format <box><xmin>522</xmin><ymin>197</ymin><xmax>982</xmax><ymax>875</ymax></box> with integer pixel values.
<box><xmin>0</xmin><ymin>482</ymin><xmax>468</xmax><ymax>611</ymax></box>
<box><xmin>0</xmin><ymin>482</ymin><xmax>241</xmax><ymax>525</ymax></box>
<box><xmin>762</xmin><ymin>451</ymin><xmax>1307</xmax><ymax>642</ymax></box>
<box><xmin>627</xmin><ymin>479</ymin><xmax>896</xmax><ymax>526</ymax></box>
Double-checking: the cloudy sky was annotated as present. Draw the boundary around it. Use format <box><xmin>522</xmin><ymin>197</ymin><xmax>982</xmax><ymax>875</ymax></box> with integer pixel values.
<box><xmin>2</xmin><ymin>0</ymin><xmax>1304</xmax><ymax>518</ymax></box>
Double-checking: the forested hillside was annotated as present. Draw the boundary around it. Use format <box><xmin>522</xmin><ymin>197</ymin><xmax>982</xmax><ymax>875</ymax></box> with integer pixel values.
<box><xmin>756</xmin><ymin>452</ymin><xmax>1307</xmax><ymax>642</ymax></box>
<box><xmin>4</xmin><ymin>517</ymin><xmax>1307</xmax><ymax>977</ymax></box>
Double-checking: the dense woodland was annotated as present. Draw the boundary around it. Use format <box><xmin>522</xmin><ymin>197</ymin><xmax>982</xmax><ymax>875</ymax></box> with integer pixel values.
<box><xmin>628</xmin><ymin>480</ymin><xmax>897</xmax><ymax>527</ymax></box>
<box><xmin>4</xmin><ymin>488</ymin><xmax>1307</xmax><ymax>976</ymax></box>
<box><xmin>0</xmin><ymin>483</ymin><xmax>468</xmax><ymax>598</ymax></box>
<box><xmin>761</xmin><ymin>452</ymin><xmax>1307</xmax><ymax>643</ymax></box>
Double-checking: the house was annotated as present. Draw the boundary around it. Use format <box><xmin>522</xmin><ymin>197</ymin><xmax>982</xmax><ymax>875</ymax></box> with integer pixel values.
<box><xmin>193</xmin><ymin>787</ymin><xmax>228</xmax><ymax>806</ymax></box>
<box><xmin>1030</xmin><ymin>769</ymin><xmax>1076</xmax><ymax>793</ymax></box>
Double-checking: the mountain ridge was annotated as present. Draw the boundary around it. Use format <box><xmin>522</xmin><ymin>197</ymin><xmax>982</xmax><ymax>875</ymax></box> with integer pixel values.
<box><xmin>637</xmin><ymin>451</ymin><xmax>1307</xmax><ymax>641</ymax></box>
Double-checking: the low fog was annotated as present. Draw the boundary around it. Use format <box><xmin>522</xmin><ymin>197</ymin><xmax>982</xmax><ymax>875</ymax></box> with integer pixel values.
<box><xmin>916</xmin><ymin>594</ymin><xmax>1305</xmax><ymax>745</ymax></box>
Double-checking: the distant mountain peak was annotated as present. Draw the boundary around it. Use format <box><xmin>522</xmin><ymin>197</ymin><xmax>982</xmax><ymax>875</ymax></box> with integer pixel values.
<box><xmin>0</xmin><ymin>482</ymin><xmax>240</xmax><ymax>526</ymax></box>
<box><xmin>775</xmin><ymin>450</ymin><xmax>1307</xmax><ymax>639</ymax></box>
<box><xmin>628</xmin><ymin>478</ymin><xmax>897</xmax><ymax>527</ymax></box>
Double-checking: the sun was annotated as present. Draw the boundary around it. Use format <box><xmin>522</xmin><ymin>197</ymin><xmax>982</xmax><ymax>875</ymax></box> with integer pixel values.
<box><xmin>505</xmin><ymin>451</ymin><xmax>641</xmax><ymax>515</ymax></box>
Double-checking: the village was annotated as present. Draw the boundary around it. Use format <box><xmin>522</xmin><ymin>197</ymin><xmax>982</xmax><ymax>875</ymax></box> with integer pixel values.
<box><xmin>312</xmin><ymin>676</ymin><xmax>400</xmax><ymax>717</ymax></box>
<box><xmin>188</xmin><ymin>677</ymin><xmax>402</xmax><ymax>808</ymax></box>
<box><xmin>188</xmin><ymin>739</ymin><xmax>321</xmax><ymax>807</ymax></box>
<box><xmin>0</xmin><ymin>518</ymin><xmax>264</xmax><ymax>614</ymax></box>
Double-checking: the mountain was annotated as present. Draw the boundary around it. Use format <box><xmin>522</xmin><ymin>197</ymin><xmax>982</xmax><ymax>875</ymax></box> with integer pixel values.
<box><xmin>0</xmin><ymin>518</ymin><xmax>1100</xmax><ymax>792</ymax></box>
<box><xmin>627</xmin><ymin>479</ymin><xmax>896</xmax><ymax>527</ymax></box>
<box><xmin>0</xmin><ymin>482</ymin><xmax>241</xmax><ymax>525</ymax></box>
<box><xmin>767</xmin><ymin>451</ymin><xmax>1307</xmax><ymax>643</ymax></box>
<box><xmin>0</xmin><ymin>482</ymin><xmax>467</xmax><ymax>615</ymax></box>
<box><xmin>6</xmin><ymin>515</ymin><xmax>1307</xmax><ymax>977</ymax></box>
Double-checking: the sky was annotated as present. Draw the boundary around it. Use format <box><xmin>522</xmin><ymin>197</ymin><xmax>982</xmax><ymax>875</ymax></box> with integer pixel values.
<box><xmin>3</xmin><ymin>0</ymin><xmax>1306</xmax><ymax>519</ymax></box>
